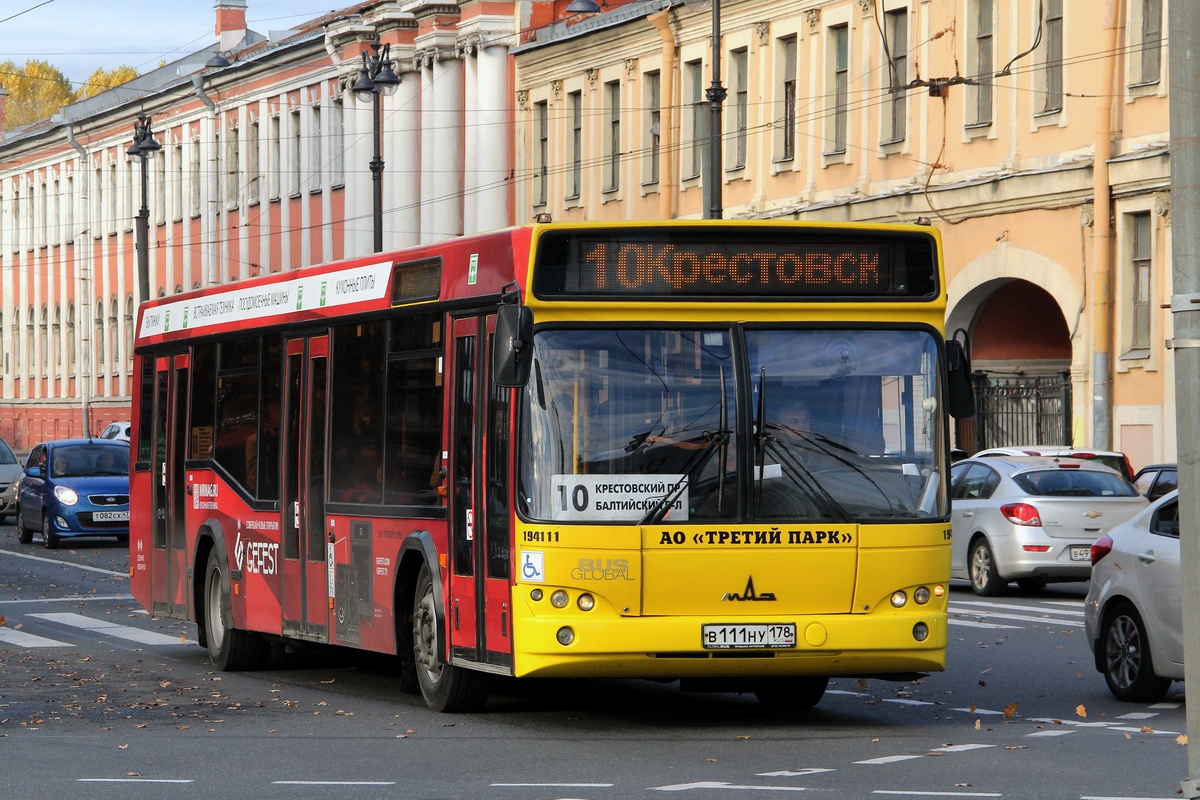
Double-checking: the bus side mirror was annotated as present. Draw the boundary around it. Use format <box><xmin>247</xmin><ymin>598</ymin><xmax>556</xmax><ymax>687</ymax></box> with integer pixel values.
<box><xmin>494</xmin><ymin>304</ymin><xmax>533</xmax><ymax>387</ymax></box>
<box><xmin>946</xmin><ymin>339</ymin><xmax>975</xmax><ymax>419</ymax></box>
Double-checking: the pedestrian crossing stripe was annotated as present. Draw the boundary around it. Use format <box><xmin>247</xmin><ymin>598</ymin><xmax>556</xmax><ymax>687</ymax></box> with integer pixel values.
<box><xmin>26</xmin><ymin>612</ymin><xmax>195</xmax><ymax>646</ymax></box>
<box><xmin>0</xmin><ymin>627</ymin><xmax>72</xmax><ymax>648</ymax></box>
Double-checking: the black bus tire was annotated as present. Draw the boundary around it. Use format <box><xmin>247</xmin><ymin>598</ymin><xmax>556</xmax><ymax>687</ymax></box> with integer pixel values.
<box><xmin>203</xmin><ymin>548</ymin><xmax>268</xmax><ymax>671</ymax></box>
<box><xmin>411</xmin><ymin>564</ymin><xmax>489</xmax><ymax>713</ymax></box>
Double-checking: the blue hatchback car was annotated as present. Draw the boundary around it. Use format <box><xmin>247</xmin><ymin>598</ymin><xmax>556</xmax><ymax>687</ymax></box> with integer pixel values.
<box><xmin>16</xmin><ymin>439</ymin><xmax>130</xmax><ymax>548</ymax></box>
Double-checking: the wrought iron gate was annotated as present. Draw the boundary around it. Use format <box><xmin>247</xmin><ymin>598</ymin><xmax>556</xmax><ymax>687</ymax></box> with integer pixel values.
<box><xmin>957</xmin><ymin>370</ymin><xmax>1072</xmax><ymax>453</ymax></box>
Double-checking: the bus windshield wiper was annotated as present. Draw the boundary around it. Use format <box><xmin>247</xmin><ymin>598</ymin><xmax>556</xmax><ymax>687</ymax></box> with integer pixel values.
<box><xmin>764</xmin><ymin>422</ymin><xmax>895</xmax><ymax>516</ymax></box>
<box><xmin>638</xmin><ymin>428</ymin><xmax>731</xmax><ymax>525</ymax></box>
<box><xmin>760</xmin><ymin>435</ymin><xmax>852</xmax><ymax>522</ymax></box>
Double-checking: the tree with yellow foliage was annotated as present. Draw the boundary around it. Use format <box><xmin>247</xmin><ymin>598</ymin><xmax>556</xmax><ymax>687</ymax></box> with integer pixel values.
<box><xmin>79</xmin><ymin>66</ymin><xmax>139</xmax><ymax>99</ymax></box>
<box><xmin>0</xmin><ymin>59</ymin><xmax>73</xmax><ymax>129</ymax></box>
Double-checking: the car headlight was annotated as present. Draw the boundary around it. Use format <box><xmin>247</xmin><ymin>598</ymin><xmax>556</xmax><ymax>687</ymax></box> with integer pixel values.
<box><xmin>54</xmin><ymin>486</ymin><xmax>79</xmax><ymax>506</ymax></box>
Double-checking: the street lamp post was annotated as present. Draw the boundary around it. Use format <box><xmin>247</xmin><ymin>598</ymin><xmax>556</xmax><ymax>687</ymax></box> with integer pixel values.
<box><xmin>352</xmin><ymin>40</ymin><xmax>401</xmax><ymax>253</ymax></box>
<box><xmin>684</xmin><ymin>0</ymin><xmax>725</xmax><ymax>219</ymax></box>
<box><xmin>126</xmin><ymin>112</ymin><xmax>161</xmax><ymax>304</ymax></box>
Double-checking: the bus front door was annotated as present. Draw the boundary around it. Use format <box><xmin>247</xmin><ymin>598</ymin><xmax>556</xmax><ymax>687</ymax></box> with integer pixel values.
<box><xmin>281</xmin><ymin>336</ymin><xmax>330</xmax><ymax>642</ymax></box>
<box><xmin>448</xmin><ymin>315</ymin><xmax>513</xmax><ymax>672</ymax></box>
<box><xmin>150</xmin><ymin>354</ymin><xmax>189</xmax><ymax>617</ymax></box>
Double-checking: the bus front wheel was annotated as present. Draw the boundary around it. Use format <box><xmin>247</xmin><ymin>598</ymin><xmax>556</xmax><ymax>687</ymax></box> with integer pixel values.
<box><xmin>411</xmin><ymin>564</ymin><xmax>489</xmax><ymax>713</ymax></box>
<box><xmin>203</xmin><ymin>548</ymin><xmax>268</xmax><ymax>671</ymax></box>
<box><xmin>753</xmin><ymin>676</ymin><xmax>829</xmax><ymax>711</ymax></box>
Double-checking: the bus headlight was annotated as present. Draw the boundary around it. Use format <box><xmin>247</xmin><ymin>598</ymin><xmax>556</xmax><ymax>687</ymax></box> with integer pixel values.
<box><xmin>556</xmin><ymin>626</ymin><xmax>575</xmax><ymax>645</ymax></box>
<box><xmin>890</xmin><ymin>590</ymin><xmax>908</xmax><ymax>608</ymax></box>
<box><xmin>530</xmin><ymin>589</ymin><xmax>543</xmax><ymax>602</ymax></box>
<box><xmin>54</xmin><ymin>486</ymin><xmax>79</xmax><ymax>506</ymax></box>
<box><xmin>577</xmin><ymin>594</ymin><xmax>595</xmax><ymax>611</ymax></box>
<box><xmin>913</xmin><ymin>622</ymin><xmax>930</xmax><ymax>642</ymax></box>
<box><xmin>550</xmin><ymin>590</ymin><xmax>569</xmax><ymax>608</ymax></box>
<box><xmin>914</xmin><ymin>587</ymin><xmax>931</xmax><ymax>604</ymax></box>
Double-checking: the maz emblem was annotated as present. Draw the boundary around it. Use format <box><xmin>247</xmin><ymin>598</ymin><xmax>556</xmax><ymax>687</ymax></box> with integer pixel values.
<box><xmin>722</xmin><ymin>576</ymin><xmax>776</xmax><ymax>602</ymax></box>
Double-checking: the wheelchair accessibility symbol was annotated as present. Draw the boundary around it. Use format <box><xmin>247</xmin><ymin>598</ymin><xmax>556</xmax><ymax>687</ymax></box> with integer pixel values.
<box><xmin>521</xmin><ymin>551</ymin><xmax>545</xmax><ymax>583</ymax></box>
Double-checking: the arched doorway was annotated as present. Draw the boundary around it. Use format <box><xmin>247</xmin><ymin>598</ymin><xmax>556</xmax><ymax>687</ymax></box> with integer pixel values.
<box><xmin>956</xmin><ymin>280</ymin><xmax>1074</xmax><ymax>452</ymax></box>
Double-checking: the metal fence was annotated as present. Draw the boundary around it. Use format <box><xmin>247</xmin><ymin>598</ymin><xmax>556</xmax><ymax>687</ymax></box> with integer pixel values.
<box><xmin>956</xmin><ymin>371</ymin><xmax>1072</xmax><ymax>453</ymax></box>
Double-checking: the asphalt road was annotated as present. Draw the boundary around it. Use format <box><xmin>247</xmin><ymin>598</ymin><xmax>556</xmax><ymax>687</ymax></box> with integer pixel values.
<box><xmin>0</xmin><ymin>523</ymin><xmax>1188</xmax><ymax>800</ymax></box>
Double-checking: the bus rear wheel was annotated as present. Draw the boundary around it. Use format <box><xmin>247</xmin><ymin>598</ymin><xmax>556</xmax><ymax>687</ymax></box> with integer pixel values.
<box><xmin>203</xmin><ymin>548</ymin><xmax>268</xmax><ymax>671</ymax></box>
<box><xmin>753</xmin><ymin>677</ymin><xmax>829</xmax><ymax>711</ymax></box>
<box><xmin>412</xmin><ymin>564</ymin><xmax>489</xmax><ymax>713</ymax></box>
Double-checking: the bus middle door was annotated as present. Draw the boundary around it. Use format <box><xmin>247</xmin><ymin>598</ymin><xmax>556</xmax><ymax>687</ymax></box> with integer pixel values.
<box><xmin>448</xmin><ymin>315</ymin><xmax>513</xmax><ymax>673</ymax></box>
<box><xmin>149</xmin><ymin>353</ymin><xmax>188</xmax><ymax>618</ymax></box>
<box><xmin>280</xmin><ymin>335</ymin><xmax>330</xmax><ymax>642</ymax></box>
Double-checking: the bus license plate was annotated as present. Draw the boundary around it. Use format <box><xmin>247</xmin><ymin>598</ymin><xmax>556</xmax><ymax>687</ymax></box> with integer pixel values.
<box><xmin>702</xmin><ymin>623</ymin><xmax>796</xmax><ymax>650</ymax></box>
<box><xmin>92</xmin><ymin>510</ymin><xmax>129</xmax><ymax>522</ymax></box>
<box><xmin>1069</xmin><ymin>546</ymin><xmax>1091</xmax><ymax>561</ymax></box>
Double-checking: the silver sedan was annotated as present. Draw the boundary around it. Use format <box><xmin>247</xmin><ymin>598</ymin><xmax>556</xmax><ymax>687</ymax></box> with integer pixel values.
<box><xmin>949</xmin><ymin>456</ymin><xmax>1147</xmax><ymax>596</ymax></box>
<box><xmin>1085</xmin><ymin>490</ymin><xmax>1181</xmax><ymax>702</ymax></box>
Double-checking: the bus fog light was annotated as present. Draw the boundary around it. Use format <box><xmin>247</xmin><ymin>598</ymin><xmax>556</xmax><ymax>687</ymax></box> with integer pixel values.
<box><xmin>890</xmin><ymin>591</ymin><xmax>908</xmax><ymax>608</ymax></box>
<box><xmin>550</xmin><ymin>590</ymin><xmax>569</xmax><ymax>608</ymax></box>
<box><xmin>933</xmin><ymin>584</ymin><xmax>945</xmax><ymax>597</ymax></box>
<box><xmin>577</xmin><ymin>593</ymin><xmax>595</xmax><ymax>611</ymax></box>
<box><xmin>556</xmin><ymin>626</ymin><xmax>575</xmax><ymax>645</ymax></box>
<box><xmin>914</xmin><ymin>587</ymin><xmax>931</xmax><ymax>604</ymax></box>
<box><xmin>913</xmin><ymin>622</ymin><xmax>929</xmax><ymax>642</ymax></box>
<box><xmin>530</xmin><ymin>589</ymin><xmax>543</xmax><ymax>602</ymax></box>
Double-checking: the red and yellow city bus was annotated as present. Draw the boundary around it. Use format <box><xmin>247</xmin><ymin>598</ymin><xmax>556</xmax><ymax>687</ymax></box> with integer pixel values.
<box><xmin>129</xmin><ymin>221</ymin><xmax>972</xmax><ymax>712</ymax></box>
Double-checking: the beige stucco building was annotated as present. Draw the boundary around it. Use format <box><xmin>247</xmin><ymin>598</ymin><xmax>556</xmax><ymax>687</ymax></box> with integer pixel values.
<box><xmin>513</xmin><ymin>0</ymin><xmax>1173</xmax><ymax>468</ymax></box>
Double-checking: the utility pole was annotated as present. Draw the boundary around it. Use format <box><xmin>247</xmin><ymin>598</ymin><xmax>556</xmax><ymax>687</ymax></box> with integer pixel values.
<box><xmin>1169</xmin><ymin>3</ymin><xmax>1200</xmax><ymax>796</ymax></box>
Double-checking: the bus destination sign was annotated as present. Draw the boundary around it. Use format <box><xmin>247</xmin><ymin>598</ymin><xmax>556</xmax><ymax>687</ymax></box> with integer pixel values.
<box><xmin>532</xmin><ymin>229</ymin><xmax>938</xmax><ymax>300</ymax></box>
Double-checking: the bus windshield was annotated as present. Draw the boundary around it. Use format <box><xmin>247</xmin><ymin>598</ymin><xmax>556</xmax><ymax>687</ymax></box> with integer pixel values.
<box><xmin>517</xmin><ymin>327</ymin><xmax>945</xmax><ymax>523</ymax></box>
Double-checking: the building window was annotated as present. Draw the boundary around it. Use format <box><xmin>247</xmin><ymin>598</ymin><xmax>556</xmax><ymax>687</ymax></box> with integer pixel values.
<box><xmin>310</xmin><ymin>105</ymin><xmax>322</xmax><ymax>193</ymax></box>
<box><xmin>1043</xmin><ymin>0</ymin><xmax>1063</xmax><ymax>113</ymax></box>
<box><xmin>534</xmin><ymin>100</ymin><xmax>548</xmax><ymax>206</ymax></box>
<box><xmin>107</xmin><ymin>163</ymin><xmax>117</xmax><ymax>233</ymax></box>
<box><xmin>39</xmin><ymin>306</ymin><xmax>47</xmax><ymax>374</ymax></box>
<box><xmin>248</xmin><ymin>119</ymin><xmax>261</xmax><ymax>204</ymax></box>
<box><xmin>971</xmin><ymin>0</ymin><xmax>994</xmax><ymax>126</ymax></box>
<box><xmin>331</xmin><ymin>98</ymin><xmax>345</xmax><ymax>186</ymax></box>
<box><xmin>227</xmin><ymin>126</ymin><xmax>240</xmax><ymax>207</ymax></box>
<box><xmin>67</xmin><ymin>304</ymin><xmax>75</xmax><ymax>373</ymax></box>
<box><xmin>154</xmin><ymin>151</ymin><xmax>166</xmax><ymax>224</ymax></box>
<box><xmin>125</xmin><ymin>296</ymin><xmax>134</xmax><ymax>371</ymax></box>
<box><xmin>1139</xmin><ymin>0</ymin><xmax>1162</xmax><ymax>85</ymax></box>
<box><xmin>645</xmin><ymin>71</ymin><xmax>661</xmax><ymax>185</ymax></box>
<box><xmin>829</xmin><ymin>25</ymin><xmax>849</xmax><ymax>154</ymax></box>
<box><xmin>53</xmin><ymin>305</ymin><xmax>61</xmax><ymax>372</ymax></box>
<box><xmin>1131</xmin><ymin>212</ymin><xmax>1152</xmax><ymax>351</ymax></box>
<box><xmin>289</xmin><ymin>108</ymin><xmax>302</xmax><ymax>197</ymax></box>
<box><xmin>171</xmin><ymin>144</ymin><xmax>183</xmax><ymax>222</ymax></box>
<box><xmin>568</xmin><ymin>91</ymin><xmax>582</xmax><ymax>199</ymax></box>
<box><xmin>686</xmin><ymin>59</ymin><xmax>705</xmax><ymax>180</ymax></box>
<box><xmin>780</xmin><ymin>36</ymin><xmax>797</xmax><ymax>161</ymax></box>
<box><xmin>604</xmin><ymin>80</ymin><xmax>621</xmax><ymax>192</ymax></box>
<box><xmin>269</xmin><ymin>114</ymin><xmax>281</xmax><ymax>200</ymax></box>
<box><xmin>65</xmin><ymin>175</ymin><xmax>74</xmax><ymax>236</ymax></box>
<box><xmin>189</xmin><ymin>140</ymin><xmax>201</xmax><ymax>218</ymax></box>
<box><xmin>884</xmin><ymin>9</ymin><xmax>908</xmax><ymax>143</ymax></box>
<box><xmin>731</xmin><ymin>49</ymin><xmax>748</xmax><ymax>169</ymax></box>
<box><xmin>11</xmin><ymin>307</ymin><xmax>19</xmax><ymax>370</ymax></box>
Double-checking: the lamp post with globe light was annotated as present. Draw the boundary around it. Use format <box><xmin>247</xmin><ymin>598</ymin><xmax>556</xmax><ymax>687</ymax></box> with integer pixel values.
<box><xmin>352</xmin><ymin>40</ymin><xmax>401</xmax><ymax>253</ymax></box>
<box><xmin>126</xmin><ymin>112</ymin><xmax>161</xmax><ymax>304</ymax></box>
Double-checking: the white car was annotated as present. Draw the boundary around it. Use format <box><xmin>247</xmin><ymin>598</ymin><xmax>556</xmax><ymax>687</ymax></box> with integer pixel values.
<box><xmin>99</xmin><ymin>421</ymin><xmax>131</xmax><ymax>442</ymax></box>
<box><xmin>972</xmin><ymin>445</ymin><xmax>1134</xmax><ymax>482</ymax></box>
<box><xmin>1084</xmin><ymin>490</ymin><xmax>1181</xmax><ymax>702</ymax></box>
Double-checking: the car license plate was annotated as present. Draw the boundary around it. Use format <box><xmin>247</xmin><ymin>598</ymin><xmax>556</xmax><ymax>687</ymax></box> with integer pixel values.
<box><xmin>1069</xmin><ymin>545</ymin><xmax>1091</xmax><ymax>561</ymax></box>
<box><xmin>93</xmin><ymin>510</ymin><xmax>129</xmax><ymax>522</ymax></box>
<box><xmin>702</xmin><ymin>623</ymin><xmax>796</xmax><ymax>649</ymax></box>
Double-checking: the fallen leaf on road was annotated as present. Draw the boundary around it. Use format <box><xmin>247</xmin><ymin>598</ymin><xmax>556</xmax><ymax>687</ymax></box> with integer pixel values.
<box><xmin>1075</xmin><ymin>705</ymin><xmax>1087</xmax><ymax>718</ymax></box>
<box><xmin>706</xmin><ymin>758</ymin><xmax>717</xmax><ymax>762</ymax></box>
<box><xmin>737</xmin><ymin>736</ymin><xmax>750</xmax><ymax>740</ymax></box>
<box><xmin>1141</xmin><ymin>725</ymin><xmax>1155</xmax><ymax>734</ymax></box>
<box><xmin>969</xmin><ymin>703</ymin><xmax>977</xmax><ymax>713</ymax></box>
<box><xmin>1004</xmin><ymin>703</ymin><xmax>1017</xmax><ymax>719</ymax></box>
<box><xmin>1178</xmin><ymin>735</ymin><xmax>1188</xmax><ymax>745</ymax></box>
<box><xmin>974</xmin><ymin>719</ymin><xmax>981</xmax><ymax>731</ymax></box>
<box><xmin>117</xmin><ymin>744</ymin><xmax>129</xmax><ymax>750</ymax></box>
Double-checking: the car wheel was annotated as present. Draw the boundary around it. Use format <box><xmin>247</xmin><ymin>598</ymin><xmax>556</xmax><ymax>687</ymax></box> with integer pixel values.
<box><xmin>412</xmin><ymin>563</ymin><xmax>489</xmax><ymax>712</ymax></box>
<box><xmin>42</xmin><ymin>514</ymin><xmax>60</xmax><ymax>550</ymax></box>
<box><xmin>15</xmin><ymin>509</ymin><xmax>33</xmax><ymax>545</ymax></box>
<box><xmin>203</xmin><ymin>548</ymin><xmax>269</xmax><ymax>671</ymax></box>
<box><xmin>969</xmin><ymin>538</ymin><xmax>1005</xmax><ymax>596</ymax></box>
<box><xmin>1101</xmin><ymin>603</ymin><xmax>1172</xmax><ymax>703</ymax></box>
<box><xmin>753</xmin><ymin>677</ymin><xmax>829</xmax><ymax>711</ymax></box>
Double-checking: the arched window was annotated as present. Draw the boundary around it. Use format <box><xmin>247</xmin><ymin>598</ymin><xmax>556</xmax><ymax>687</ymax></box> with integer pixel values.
<box><xmin>67</xmin><ymin>303</ymin><xmax>76</xmax><ymax>374</ymax></box>
<box><xmin>109</xmin><ymin>297</ymin><xmax>118</xmax><ymax>377</ymax></box>
<box><xmin>39</xmin><ymin>305</ymin><xmax>48</xmax><ymax>374</ymax></box>
<box><xmin>95</xmin><ymin>300</ymin><xmax>105</xmax><ymax>375</ymax></box>
<box><xmin>11</xmin><ymin>307</ymin><xmax>19</xmax><ymax>369</ymax></box>
<box><xmin>53</xmin><ymin>305</ymin><xmax>61</xmax><ymax>373</ymax></box>
<box><xmin>26</xmin><ymin>305</ymin><xmax>34</xmax><ymax>379</ymax></box>
<box><xmin>124</xmin><ymin>295</ymin><xmax>134</xmax><ymax>371</ymax></box>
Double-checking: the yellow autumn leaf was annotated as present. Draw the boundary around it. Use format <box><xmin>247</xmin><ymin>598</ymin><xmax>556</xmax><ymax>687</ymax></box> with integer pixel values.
<box><xmin>1076</xmin><ymin>704</ymin><xmax>1087</xmax><ymax>717</ymax></box>
<box><xmin>1003</xmin><ymin>703</ymin><xmax>1017</xmax><ymax>719</ymax></box>
<box><xmin>1177</xmin><ymin>734</ymin><xmax>1188</xmax><ymax>745</ymax></box>
<box><xmin>1141</xmin><ymin>725</ymin><xmax>1155</xmax><ymax>734</ymax></box>
<box><xmin>975</xmin><ymin>719</ymin><xmax>981</xmax><ymax>731</ymax></box>
<box><xmin>969</xmin><ymin>703</ymin><xmax>977</xmax><ymax>713</ymax></box>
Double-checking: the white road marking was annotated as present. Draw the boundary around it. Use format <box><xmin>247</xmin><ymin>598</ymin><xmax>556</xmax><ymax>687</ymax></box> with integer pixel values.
<box><xmin>884</xmin><ymin>699</ymin><xmax>935</xmax><ymax>706</ymax></box>
<box><xmin>872</xmin><ymin>792</ymin><xmax>1002</xmax><ymax>798</ymax></box>
<box><xmin>855</xmin><ymin>755</ymin><xmax>925</xmax><ymax>765</ymax></box>
<box><xmin>0</xmin><ymin>549</ymin><xmax>128</xmax><ymax>578</ymax></box>
<box><xmin>757</xmin><ymin>770</ymin><xmax>835</xmax><ymax>778</ymax></box>
<box><xmin>1115</xmin><ymin>712</ymin><xmax>1158</xmax><ymax>720</ymax></box>
<box><xmin>651</xmin><ymin>781</ymin><xmax>819</xmax><ymax>792</ymax></box>
<box><xmin>28</xmin><ymin>612</ymin><xmax>194</xmax><ymax>645</ymax></box>
<box><xmin>1149</xmin><ymin>702</ymin><xmax>1182</xmax><ymax>709</ymax></box>
<box><xmin>78</xmin><ymin>779</ymin><xmax>194</xmax><ymax>783</ymax></box>
<box><xmin>0</xmin><ymin>627</ymin><xmax>72</xmax><ymax>647</ymax></box>
<box><xmin>273</xmin><ymin>781</ymin><xmax>396</xmax><ymax>786</ymax></box>
<box><xmin>492</xmin><ymin>784</ymin><xmax>614</xmax><ymax>788</ymax></box>
<box><xmin>948</xmin><ymin>619</ymin><xmax>1023</xmax><ymax>630</ymax></box>
<box><xmin>0</xmin><ymin>594</ymin><xmax>134</xmax><ymax>605</ymax></box>
<box><xmin>1109</xmin><ymin>726</ymin><xmax>1181</xmax><ymax>736</ymax></box>
<box><xmin>1029</xmin><ymin>718</ymin><xmax>1115</xmax><ymax>728</ymax></box>
<box><xmin>1027</xmin><ymin>730</ymin><xmax>1075</xmax><ymax>737</ymax></box>
<box><xmin>952</xmin><ymin>708</ymin><xmax>1004</xmax><ymax>715</ymax></box>
<box><xmin>931</xmin><ymin>744</ymin><xmax>994</xmax><ymax>753</ymax></box>
<box><xmin>952</xmin><ymin>600</ymin><xmax>1083</xmax><ymax>615</ymax></box>
<box><xmin>827</xmin><ymin>690</ymin><xmax>869</xmax><ymax>697</ymax></box>
<box><xmin>1080</xmin><ymin>796</ymin><xmax>1181</xmax><ymax>800</ymax></box>
<box><xmin>949</xmin><ymin>608</ymin><xmax>1081</xmax><ymax>627</ymax></box>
